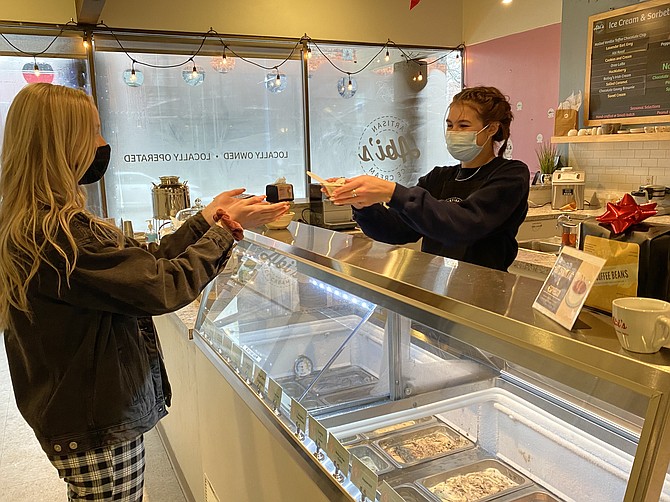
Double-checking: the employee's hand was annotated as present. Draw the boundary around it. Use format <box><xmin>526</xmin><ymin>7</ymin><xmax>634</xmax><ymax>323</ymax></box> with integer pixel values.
<box><xmin>328</xmin><ymin>175</ymin><xmax>396</xmax><ymax>209</ymax></box>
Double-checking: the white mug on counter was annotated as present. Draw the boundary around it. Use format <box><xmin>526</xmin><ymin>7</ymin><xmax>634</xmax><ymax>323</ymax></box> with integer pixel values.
<box><xmin>611</xmin><ymin>297</ymin><xmax>670</xmax><ymax>353</ymax></box>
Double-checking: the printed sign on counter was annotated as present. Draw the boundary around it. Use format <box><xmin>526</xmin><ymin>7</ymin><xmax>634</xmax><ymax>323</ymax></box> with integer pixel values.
<box><xmin>253</xmin><ymin>366</ymin><xmax>267</xmax><ymax>395</ymax></box>
<box><xmin>308</xmin><ymin>416</ymin><xmax>328</xmax><ymax>452</ymax></box>
<box><xmin>230</xmin><ymin>343</ymin><xmax>242</xmax><ymax>370</ymax></box>
<box><xmin>240</xmin><ymin>352</ymin><xmax>253</xmax><ymax>381</ymax></box>
<box><xmin>267</xmin><ymin>378</ymin><xmax>283</xmax><ymax>412</ymax></box>
<box><xmin>290</xmin><ymin>398</ymin><xmax>308</xmax><ymax>436</ymax></box>
<box><xmin>533</xmin><ymin>246</ymin><xmax>606</xmax><ymax>329</ymax></box>
<box><xmin>351</xmin><ymin>455</ymin><xmax>378</xmax><ymax>502</ymax></box>
<box><xmin>222</xmin><ymin>334</ymin><xmax>233</xmax><ymax>360</ymax></box>
<box><xmin>326</xmin><ymin>434</ymin><xmax>350</xmax><ymax>478</ymax></box>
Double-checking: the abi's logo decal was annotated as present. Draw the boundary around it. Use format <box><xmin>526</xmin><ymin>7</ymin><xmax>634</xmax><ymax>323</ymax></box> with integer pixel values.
<box><xmin>358</xmin><ymin>115</ymin><xmax>420</xmax><ymax>182</ymax></box>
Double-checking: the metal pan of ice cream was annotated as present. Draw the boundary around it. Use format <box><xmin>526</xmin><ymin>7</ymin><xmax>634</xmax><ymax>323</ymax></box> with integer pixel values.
<box><xmin>393</xmin><ymin>484</ymin><xmax>433</xmax><ymax>502</ymax></box>
<box><xmin>360</xmin><ymin>415</ymin><xmax>435</xmax><ymax>440</ymax></box>
<box><xmin>416</xmin><ymin>458</ymin><xmax>529</xmax><ymax>502</ymax></box>
<box><xmin>346</xmin><ymin>444</ymin><xmax>394</xmax><ymax>475</ymax></box>
<box><xmin>375</xmin><ymin>424</ymin><xmax>473</xmax><ymax>468</ymax></box>
<box><xmin>509</xmin><ymin>492</ymin><xmax>561</xmax><ymax>502</ymax></box>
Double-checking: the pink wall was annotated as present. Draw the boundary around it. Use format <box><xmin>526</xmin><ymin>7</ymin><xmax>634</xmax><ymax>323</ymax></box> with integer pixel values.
<box><xmin>464</xmin><ymin>23</ymin><xmax>562</xmax><ymax>174</ymax></box>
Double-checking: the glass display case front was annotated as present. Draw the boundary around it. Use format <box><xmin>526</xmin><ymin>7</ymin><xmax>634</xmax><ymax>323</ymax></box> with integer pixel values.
<box><xmin>194</xmin><ymin>223</ymin><xmax>670</xmax><ymax>502</ymax></box>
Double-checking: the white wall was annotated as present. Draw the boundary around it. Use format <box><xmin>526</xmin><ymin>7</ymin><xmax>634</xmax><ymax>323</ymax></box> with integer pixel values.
<box><xmin>463</xmin><ymin>0</ymin><xmax>562</xmax><ymax>45</ymax></box>
<box><xmin>0</xmin><ymin>0</ymin><xmax>75</xmax><ymax>24</ymax></box>
<box><xmin>98</xmin><ymin>0</ymin><xmax>463</xmax><ymax>47</ymax></box>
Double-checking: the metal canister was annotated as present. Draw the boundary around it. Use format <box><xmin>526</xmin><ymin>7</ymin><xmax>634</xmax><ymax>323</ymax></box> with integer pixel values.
<box><xmin>151</xmin><ymin>176</ymin><xmax>191</xmax><ymax>219</ymax></box>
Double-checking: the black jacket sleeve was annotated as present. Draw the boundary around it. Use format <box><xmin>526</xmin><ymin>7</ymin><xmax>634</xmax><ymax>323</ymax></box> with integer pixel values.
<box><xmin>41</xmin><ymin>218</ymin><xmax>236</xmax><ymax>317</ymax></box>
<box><xmin>354</xmin><ymin>160</ymin><xmax>529</xmax><ymax>249</ymax></box>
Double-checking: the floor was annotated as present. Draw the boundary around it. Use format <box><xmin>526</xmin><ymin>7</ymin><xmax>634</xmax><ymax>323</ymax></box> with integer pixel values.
<box><xmin>0</xmin><ymin>333</ymin><xmax>187</xmax><ymax>502</ymax></box>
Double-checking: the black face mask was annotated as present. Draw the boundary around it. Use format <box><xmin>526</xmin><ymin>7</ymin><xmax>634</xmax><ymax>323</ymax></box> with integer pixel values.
<box><xmin>79</xmin><ymin>144</ymin><xmax>111</xmax><ymax>185</ymax></box>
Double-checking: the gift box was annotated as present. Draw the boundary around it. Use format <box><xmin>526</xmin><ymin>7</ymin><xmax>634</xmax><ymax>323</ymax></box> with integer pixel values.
<box><xmin>579</xmin><ymin>218</ymin><xmax>670</xmax><ymax>312</ymax></box>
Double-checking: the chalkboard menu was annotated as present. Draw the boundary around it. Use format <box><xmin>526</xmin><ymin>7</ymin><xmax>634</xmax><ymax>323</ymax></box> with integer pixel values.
<box><xmin>585</xmin><ymin>0</ymin><xmax>670</xmax><ymax>125</ymax></box>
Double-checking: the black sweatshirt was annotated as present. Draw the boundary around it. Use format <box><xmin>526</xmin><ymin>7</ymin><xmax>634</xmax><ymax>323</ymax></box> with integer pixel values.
<box><xmin>353</xmin><ymin>157</ymin><xmax>530</xmax><ymax>271</ymax></box>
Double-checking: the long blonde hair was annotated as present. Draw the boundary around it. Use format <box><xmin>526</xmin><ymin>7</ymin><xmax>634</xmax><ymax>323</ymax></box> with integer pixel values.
<box><xmin>0</xmin><ymin>83</ymin><xmax>118</xmax><ymax>328</ymax></box>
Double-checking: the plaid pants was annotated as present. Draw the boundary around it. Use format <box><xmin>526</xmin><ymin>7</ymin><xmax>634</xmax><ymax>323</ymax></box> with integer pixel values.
<box><xmin>48</xmin><ymin>436</ymin><xmax>145</xmax><ymax>501</ymax></box>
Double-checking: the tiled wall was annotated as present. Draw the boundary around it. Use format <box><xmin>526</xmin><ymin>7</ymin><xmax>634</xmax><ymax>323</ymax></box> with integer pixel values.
<box><xmin>568</xmin><ymin>140</ymin><xmax>670</xmax><ymax>200</ymax></box>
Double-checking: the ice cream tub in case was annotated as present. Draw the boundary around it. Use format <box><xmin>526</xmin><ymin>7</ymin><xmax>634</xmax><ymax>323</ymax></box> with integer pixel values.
<box><xmin>346</xmin><ymin>444</ymin><xmax>393</xmax><ymax>475</ymax></box>
<box><xmin>337</xmin><ymin>434</ymin><xmax>362</xmax><ymax>446</ymax></box>
<box><xmin>360</xmin><ymin>415</ymin><xmax>435</xmax><ymax>440</ymax></box>
<box><xmin>375</xmin><ymin>424</ymin><xmax>473</xmax><ymax>468</ymax></box>
<box><xmin>393</xmin><ymin>484</ymin><xmax>432</xmax><ymax>502</ymax></box>
<box><xmin>509</xmin><ymin>492</ymin><xmax>561</xmax><ymax>502</ymax></box>
<box><xmin>417</xmin><ymin>459</ymin><xmax>529</xmax><ymax>502</ymax></box>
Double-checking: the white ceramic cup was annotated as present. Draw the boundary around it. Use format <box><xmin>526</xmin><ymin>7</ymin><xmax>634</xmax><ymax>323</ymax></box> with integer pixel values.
<box><xmin>611</xmin><ymin>297</ymin><xmax>670</xmax><ymax>353</ymax></box>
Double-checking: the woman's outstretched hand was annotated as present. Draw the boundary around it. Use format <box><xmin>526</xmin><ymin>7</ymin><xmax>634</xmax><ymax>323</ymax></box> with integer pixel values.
<box><xmin>202</xmin><ymin>188</ymin><xmax>290</xmax><ymax>229</ymax></box>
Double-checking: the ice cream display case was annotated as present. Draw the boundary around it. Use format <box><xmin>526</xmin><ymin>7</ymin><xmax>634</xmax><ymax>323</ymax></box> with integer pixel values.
<box><xmin>192</xmin><ymin>222</ymin><xmax>670</xmax><ymax>502</ymax></box>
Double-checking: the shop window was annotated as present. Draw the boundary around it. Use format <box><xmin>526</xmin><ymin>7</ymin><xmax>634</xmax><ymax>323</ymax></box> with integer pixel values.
<box><xmin>94</xmin><ymin>51</ymin><xmax>305</xmax><ymax>226</ymax></box>
<box><xmin>307</xmin><ymin>44</ymin><xmax>462</xmax><ymax>187</ymax></box>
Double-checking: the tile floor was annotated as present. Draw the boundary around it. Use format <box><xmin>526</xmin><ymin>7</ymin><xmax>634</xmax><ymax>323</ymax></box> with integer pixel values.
<box><xmin>0</xmin><ymin>333</ymin><xmax>186</xmax><ymax>502</ymax></box>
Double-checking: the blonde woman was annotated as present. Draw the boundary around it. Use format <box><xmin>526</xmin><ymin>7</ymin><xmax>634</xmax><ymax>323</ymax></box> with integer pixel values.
<box><xmin>0</xmin><ymin>83</ymin><xmax>289</xmax><ymax>501</ymax></box>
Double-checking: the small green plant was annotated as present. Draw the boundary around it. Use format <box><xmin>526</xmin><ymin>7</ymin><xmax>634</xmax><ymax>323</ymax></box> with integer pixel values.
<box><xmin>536</xmin><ymin>142</ymin><xmax>559</xmax><ymax>175</ymax></box>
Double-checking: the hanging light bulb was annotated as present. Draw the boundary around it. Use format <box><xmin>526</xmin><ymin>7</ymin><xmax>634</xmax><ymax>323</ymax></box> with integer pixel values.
<box><xmin>306</xmin><ymin>47</ymin><xmax>312</xmax><ymax>59</ymax></box>
<box><xmin>82</xmin><ymin>36</ymin><xmax>89</xmax><ymax>49</ymax></box>
<box><xmin>417</xmin><ymin>72</ymin><xmax>423</xmax><ymax>81</ymax></box>
<box><xmin>337</xmin><ymin>75</ymin><xmax>357</xmax><ymax>99</ymax></box>
<box><xmin>33</xmin><ymin>57</ymin><xmax>40</xmax><ymax>77</ymax></box>
<box><xmin>385</xmin><ymin>48</ymin><xmax>390</xmax><ymax>62</ymax></box>
<box><xmin>123</xmin><ymin>62</ymin><xmax>144</xmax><ymax>87</ymax></box>
<box><xmin>182</xmin><ymin>61</ymin><xmax>205</xmax><ymax>87</ymax></box>
<box><xmin>266</xmin><ymin>72</ymin><xmax>287</xmax><ymax>93</ymax></box>
<box><xmin>222</xmin><ymin>51</ymin><xmax>227</xmax><ymax>63</ymax></box>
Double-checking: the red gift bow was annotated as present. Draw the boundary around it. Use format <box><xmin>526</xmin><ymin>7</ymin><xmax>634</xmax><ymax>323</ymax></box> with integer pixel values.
<box><xmin>596</xmin><ymin>192</ymin><xmax>657</xmax><ymax>234</ymax></box>
<box><xmin>410</xmin><ymin>0</ymin><xmax>422</xmax><ymax>9</ymax></box>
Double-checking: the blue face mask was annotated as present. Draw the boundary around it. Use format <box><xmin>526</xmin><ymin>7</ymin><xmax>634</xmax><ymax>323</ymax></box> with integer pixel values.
<box><xmin>445</xmin><ymin>124</ymin><xmax>490</xmax><ymax>162</ymax></box>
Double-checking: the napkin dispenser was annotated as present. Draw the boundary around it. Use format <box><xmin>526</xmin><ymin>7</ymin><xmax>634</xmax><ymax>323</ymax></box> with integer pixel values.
<box><xmin>551</xmin><ymin>168</ymin><xmax>585</xmax><ymax>210</ymax></box>
<box><xmin>309</xmin><ymin>184</ymin><xmax>357</xmax><ymax>230</ymax></box>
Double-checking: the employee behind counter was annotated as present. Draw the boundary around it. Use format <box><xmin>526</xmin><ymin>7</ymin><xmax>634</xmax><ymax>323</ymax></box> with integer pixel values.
<box><xmin>329</xmin><ymin>86</ymin><xmax>530</xmax><ymax>272</ymax></box>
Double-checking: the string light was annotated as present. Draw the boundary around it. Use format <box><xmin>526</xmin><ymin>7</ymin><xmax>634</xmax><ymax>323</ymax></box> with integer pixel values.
<box><xmin>4</xmin><ymin>24</ymin><xmax>462</xmax><ymax>95</ymax></box>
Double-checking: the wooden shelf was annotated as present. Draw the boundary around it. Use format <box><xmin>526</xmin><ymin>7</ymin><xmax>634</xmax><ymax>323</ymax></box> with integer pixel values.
<box><xmin>551</xmin><ymin>132</ymin><xmax>670</xmax><ymax>144</ymax></box>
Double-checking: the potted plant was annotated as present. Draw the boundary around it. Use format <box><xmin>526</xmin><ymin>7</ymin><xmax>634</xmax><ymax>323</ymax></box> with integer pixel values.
<box><xmin>536</xmin><ymin>142</ymin><xmax>559</xmax><ymax>184</ymax></box>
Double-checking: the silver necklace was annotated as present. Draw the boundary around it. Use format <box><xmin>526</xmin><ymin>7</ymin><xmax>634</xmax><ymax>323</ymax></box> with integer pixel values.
<box><xmin>455</xmin><ymin>166</ymin><xmax>481</xmax><ymax>181</ymax></box>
